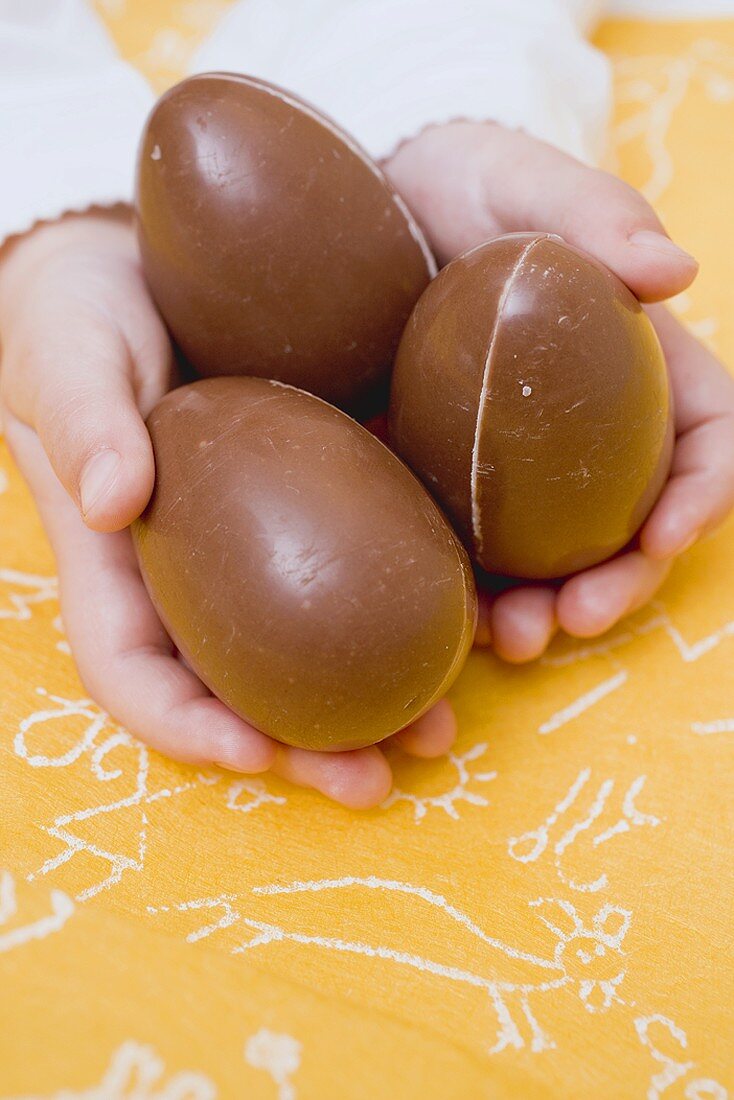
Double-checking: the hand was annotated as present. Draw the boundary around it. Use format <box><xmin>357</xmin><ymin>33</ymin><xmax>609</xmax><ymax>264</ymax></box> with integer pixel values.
<box><xmin>0</xmin><ymin>211</ymin><xmax>455</xmax><ymax>809</ymax></box>
<box><xmin>385</xmin><ymin>122</ymin><xmax>734</xmax><ymax>661</ymax></box>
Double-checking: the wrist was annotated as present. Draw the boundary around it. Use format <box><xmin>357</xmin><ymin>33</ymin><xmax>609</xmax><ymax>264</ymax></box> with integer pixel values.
<box><xmin>0</xmin><ymin>204</ymin><xmax>133</xmax><ymax>269</ymax></box>
<box><xmin>0</xmin><ymin>206</ymin><xmax>136</xmax><ymax>319</ymax></box>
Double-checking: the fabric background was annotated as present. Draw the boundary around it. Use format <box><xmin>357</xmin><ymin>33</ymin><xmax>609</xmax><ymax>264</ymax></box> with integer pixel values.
<box><xmin>1</xmin><ymin>4</ymin><xmax>732</xmax><ymax>1096</ymax></box>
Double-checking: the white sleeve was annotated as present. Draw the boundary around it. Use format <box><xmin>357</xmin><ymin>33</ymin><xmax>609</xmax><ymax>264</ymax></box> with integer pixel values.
<box><xmin>0</xmin><ymin>0</ymin><xmax>153</xmax><ymax>242</ymax></box>
<box><xmin>0</xmin><ymin>0</ymin><xmax>607</xmax><ymax>248</ymax></box>
<box><xmin>192</xmin><ymin>0</ymin><xmax>611</xmax><ymax>165</ymax></box>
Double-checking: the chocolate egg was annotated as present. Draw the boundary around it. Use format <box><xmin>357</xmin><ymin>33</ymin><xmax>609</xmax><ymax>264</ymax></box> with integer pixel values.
<box><xmin>135</xmin><ymin>73</ymin><xmax>435</xmax><ymax>412</ymax></box>
<box><xmin>132</xmin><ymin>378</ymin><xmax>476</xmax><ymax>751</ymax></box>
<box><xmin>389</xmin><ymin>233</ymin><xmax>674</xmax><ymax>580</ymax></box>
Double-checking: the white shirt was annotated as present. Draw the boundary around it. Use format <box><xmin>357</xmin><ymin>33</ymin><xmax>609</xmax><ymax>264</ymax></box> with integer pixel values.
<box><xmin>0</xmin><ymin>0</ymin><xmax>728</xmax><ymax>244</ymax></box>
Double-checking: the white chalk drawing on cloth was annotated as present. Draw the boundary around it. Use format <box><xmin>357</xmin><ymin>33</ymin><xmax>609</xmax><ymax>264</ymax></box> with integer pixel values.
<box><xmin>245</xmin><ymin>1029</ymin><xmax>302</xmax><ymax>1100</ymax></box>
<box><xmin>0</xmin><ymin>569</ymin><xmax>57</xmax><ymax>622</ymax></box>
<box><xmin>227</xmin><ymin>780</ymin><xmax>286</xmax><ymax>815</ymax></box>
<box><xmin>2</xmin><ymin>1040</ymin><xmax>216</xmax><ymax>1100</ymax></box>
<box><xmin>507</xmin><ymin>768</ymin><xmax>661</xmax><ymax>892</ymax></box>
<box><xmin>541</xmin><ymin>601</ymin><xmax>734</xmax><ymax>670</ymax></box>
<box><xmin>148</xmin><ymin>880</ymin><xmax>632</xmax><ymax>1055</ymax></box>
<box><xmin>691</xmin><ymin>718</ymin><xmax>734</xmax><ymax>735</ymax></box>
<box><xmin>635</xmin><ymin>1015</ymin><xmax>729</xmax><ymax>1100</ymax></box>
<box><xmin>3</xmin><ymin>1027</ymin><xmax>304</xmax><ymax>1100</ymax></box>
<box><xmin>15</xmin><ymin>690</ymin><xmax>284</xmax><ymax>902</ymax></box>
<box><xmin>0</xmin><ymin>870</ymin><xmax>74</xmax><ymax>954</ymax></box>
<box><xmin>51</xmin><ymin>614</ymin><xmax>71</xmax><ymax>656</ymax></box>
<box><xmin>382</xmin><ymin>742</ymin><xmax>496</xmax><ymax>822</ymax></box>
<box><xmin>611</xmin><ymin>39</ymin><xmax>734</xmax><ymax>348</ymax></box>
<box><xmin>147</xmin><ymin>895</ymin><xmax>242</xmax><ymax>944</ymax></box>
<box><xmin>538</xmin><ymin>671</ymin><xmax>629</xmax><ymax>735</ymax></box>
<box><xmin>612</xmin><ymin>38</ymin><xmax>734</xmax><ymax>205</ymax></box>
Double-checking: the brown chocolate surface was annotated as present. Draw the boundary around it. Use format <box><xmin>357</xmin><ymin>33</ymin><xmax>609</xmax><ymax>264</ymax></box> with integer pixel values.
<box><xmin>389</xmin><ymin>233</ymin><xmax>674</xmax><ymax>579</ymax></box>
<box><xmin>132</xmin><ymin>377</ymin><xmax>477</xmax><ymax>751</ymax></box>
<box><xmin>135</xmin><ymin>73</ymin><xmax>435</xmax><ymax>413</ymax></box>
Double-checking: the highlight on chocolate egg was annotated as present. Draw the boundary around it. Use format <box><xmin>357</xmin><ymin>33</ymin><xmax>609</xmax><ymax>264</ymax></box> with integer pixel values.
<box><xmin>389</xmin><ymin>232</ymin><xmax>674</xmax><ymax>580</ymax></box>
<box><xmin>135</xmin><ymin>72</ymin><xmax>435</xmax><ymax>413</ymax></box>
<box><xmin>132</xmin><ymin>377</ymin><xmax>477</xmax><ymax>752</ymax></box>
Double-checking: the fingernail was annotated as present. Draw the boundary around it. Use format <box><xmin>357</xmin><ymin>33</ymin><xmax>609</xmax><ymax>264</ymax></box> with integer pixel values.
<box><xmin>79</xmin><ymin>449</ymin><xmax>121</xmax><ymax>516</ymax></box>
<box><xmin>672</xmin><ymin>529</ymin><xmax>700</xmax><ymax>557</ymax></box>
<box><xmin>628</xmin><ymin>230</ymin><xmax>697</xmax><ymax>264</ymax></box>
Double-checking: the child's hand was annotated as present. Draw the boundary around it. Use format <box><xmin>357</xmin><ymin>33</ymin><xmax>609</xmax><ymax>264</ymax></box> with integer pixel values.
<box><xmin>386</xmin><ymin>122</ymin><xmax>734</xmax><ymax>662</ymax></box>
<box><xmin>0</xmin><ymin>212</ymin><xmax>455</xmax><ymax>808</ymax></box>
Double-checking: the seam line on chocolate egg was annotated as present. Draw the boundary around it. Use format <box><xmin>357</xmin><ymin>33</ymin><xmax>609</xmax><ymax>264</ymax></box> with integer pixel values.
<box><xmin>469</xmin><ymin>236</ymin><xmax>544</xmax><ymax>559</ymax></box>
<box><xmin>196</xmin><ymin>72</ymin><xmax>437</xmax><ymax>280</ymax></box>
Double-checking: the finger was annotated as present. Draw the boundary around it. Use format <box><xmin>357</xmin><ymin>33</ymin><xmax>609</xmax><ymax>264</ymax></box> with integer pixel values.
<box><xmin>475</xmin><ymin>591</ymin><xmax>493</xmax><ymax>648</ymax></box>
<box><xmin>272</xmin><ymin>700</ymin><xmax>458</xmax><ymax>806</ymax></box>
<box><xmin>489</xmin><ymin>586</ymin><xmax>558</xmax><ymax>663</ymax></box>
<box><xmin>5</xmin><ymin>414</ymin><xmax>276</xmax><ymax>773</ymax></box>
<box><xmin>6</xmin><ymin>414</ymin><xmax>402</xmax><ymax>810</ymax></box>
<box><xmin>173</xmin><ymin>653</ymin><xmax>449</xmax><ymax>803</ymax></box>
<box><xmin>272</xmin><ymin>745</ymin><xmax>393</xmax><ymax>810</ymax></box>
<box><xmin>642</xmin><ymin>427</ymin><xmax>734</xmax><ymax>558</ymax></box>
<box><xmin>482</xmin><ymin>128</ymin><xmax>698</xmax><ymax>302</ymax></box>
<box><xmin>392</xmin><ymin>697</ymin><xmax>457</xmax><ymax>758</ymax></box>
<box><xmin>557</xmin><ymin>551</ymin><xmax>672</xmax><ymax>638</ymax></box>
<box><xmin>387</xmin><ymin>122</ymin><xmax>698</xmax><ymax>299</ymax></box>
<box><xmin>640</xmin><ymin>306</ymin><xmax>734</xmax><ymax>558</ymax></box>
<box><xmin>5</xmin><ymin>302</ymin><xmax>172</xmax><ymax>533</ymax></box>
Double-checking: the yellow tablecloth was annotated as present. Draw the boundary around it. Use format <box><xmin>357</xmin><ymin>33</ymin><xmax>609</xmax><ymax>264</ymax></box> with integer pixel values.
<box><xmin>1</xmin><ymin>6</ymin><xmax>732</xmax><ymax>1097</ymax></box>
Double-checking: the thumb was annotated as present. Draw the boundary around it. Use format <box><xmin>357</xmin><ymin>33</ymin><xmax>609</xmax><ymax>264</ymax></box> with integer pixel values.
<box><xmin>478</xmin><ymin>127</ymin><xmax>699</xmax><ymax>302</ymax></box>
<box><xmin>16</xmin><ymin>315</ymin><xmax>166</xmax><ymax>532</ymax></box>
<box><xmin>386</xmin><ymin>123</ymin><xmax>698</xmax><ymax>302</ymax></box>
